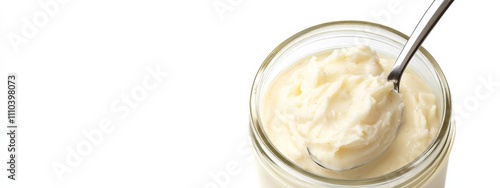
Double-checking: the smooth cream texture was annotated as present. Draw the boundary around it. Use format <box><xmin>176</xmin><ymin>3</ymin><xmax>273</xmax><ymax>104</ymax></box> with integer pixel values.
<box><xmin>261</xmin><ymin>46</ymin><xmax>438</xmax><ymax>179</ymax></box>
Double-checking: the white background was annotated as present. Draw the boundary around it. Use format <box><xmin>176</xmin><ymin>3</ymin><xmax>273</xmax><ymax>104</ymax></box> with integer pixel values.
<box><xmin>0</xmin><ymin>0</ymin><xmax>499</xmax><ymax>187</ymax></box>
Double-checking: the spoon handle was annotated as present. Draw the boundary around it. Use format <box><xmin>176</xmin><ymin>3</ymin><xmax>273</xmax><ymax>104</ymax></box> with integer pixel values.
<box><xmin>388</xmin><ymin>0</ymin><xmax>454</xmax><ymax>91</ymax></box>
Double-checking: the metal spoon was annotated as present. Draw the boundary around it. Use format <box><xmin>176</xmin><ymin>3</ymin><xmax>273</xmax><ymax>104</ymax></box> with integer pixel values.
<box><xmin>308</xmin><ymin>0</ymin><xmax>454</xmax><ymax>172</ymax></box>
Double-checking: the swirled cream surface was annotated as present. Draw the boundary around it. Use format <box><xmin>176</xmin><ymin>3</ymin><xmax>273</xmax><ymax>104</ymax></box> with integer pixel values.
<box><xmin>261</xmin><ymin>46</ymin><xmax>438</xmax><ymax>179</ymax></box>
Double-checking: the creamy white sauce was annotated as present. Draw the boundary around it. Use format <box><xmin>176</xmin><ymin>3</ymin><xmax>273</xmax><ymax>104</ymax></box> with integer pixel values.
<box><xmin>261</xmin><ymin>46</ymin><xmax>438</xmax><ymax>179</ymax></box>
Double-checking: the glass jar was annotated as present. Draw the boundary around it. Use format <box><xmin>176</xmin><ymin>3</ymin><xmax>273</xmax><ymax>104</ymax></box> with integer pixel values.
<box><xmin>249</xmin><ymin>21</ymin><xmax>455</xmax><ymax>187</ymax></box>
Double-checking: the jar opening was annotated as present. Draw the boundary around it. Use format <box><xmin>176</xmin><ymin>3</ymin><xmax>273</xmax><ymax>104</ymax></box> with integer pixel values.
<box><xmin>250</xmin><ymin>21</ymin><xmax>453</xmax><ymax>186</ymax></box>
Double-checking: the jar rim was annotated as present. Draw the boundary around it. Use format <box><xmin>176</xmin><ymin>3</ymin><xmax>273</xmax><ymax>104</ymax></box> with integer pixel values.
<box><xmin>249</xmin><ymin>20</ymin><xmax>453</xmax><ymax>186</ymax></box>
